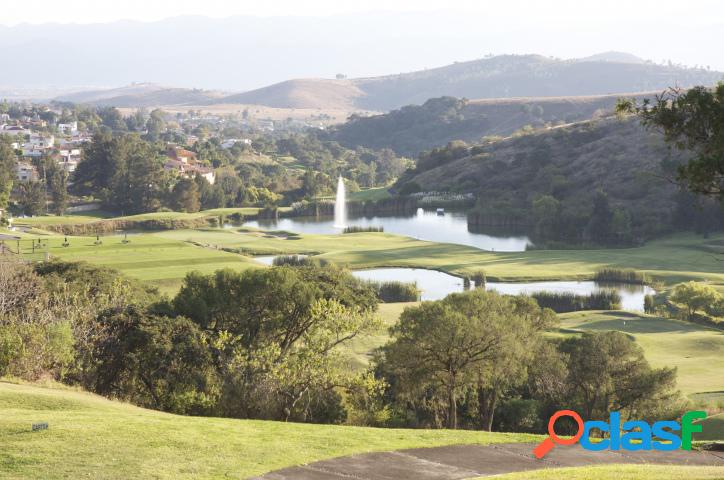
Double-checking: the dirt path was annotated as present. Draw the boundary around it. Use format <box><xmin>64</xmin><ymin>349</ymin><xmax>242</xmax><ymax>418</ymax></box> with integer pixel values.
<box><xmin>253</xmin><ymin>443</ymin><xmax>724</xmax><ymax>479</ymax></box>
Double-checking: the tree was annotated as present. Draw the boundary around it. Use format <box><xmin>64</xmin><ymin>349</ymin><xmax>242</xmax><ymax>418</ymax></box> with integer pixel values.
<box><xmin>171</xmin><ymin>266</ymin><xmax>380</xmax><ymax>420</ymax></box>
<box><xmin>0</xmin><ymin>135</ymin><xmax>16</xmax><ymax>212</ymax></box>
<box><xmin>171</xmin><ymin>177</ymin><xmax>201</xmax><ymax>213</ymax></box>
<box><xmin>92</xmin><ymin>306</ymin><xmax>219</xmax><ymax>415</ymax></box>
<box><xmin>145</xmin><ymin>109</ymin><xmax>166</xmax><ymax>142</ymax></box>
<box><xmin>559</xmin><ymin>331</ymin><xmax>679</xmax><ymax>421</ymax></box>
<box><xmin>586</xmin><ymin>190</ymin><xmax>614</xmax><ymax>242</ymax></box>
<box><xmin>18</xmin><ymin>181</ymin><xmax>46</xmax><ymax>216</ymax></box>
<box><xmin>670</xmin><ymin>281</ymin><xmax>720</xmax><ymax>318</ymax></box>
<box><xmin>48</xmin><ymin>164</ymin><xmax>69</xmax><ymax>215</ymax></box>
<box><xmin>618</xmin><ymin>84</ymin><xmax>724</xmax><ymax>202</ymax></box>
<box><xmin>381</xmin><ymin>290</ymin><xmax>555</xmax><ymax>429</ymax></box>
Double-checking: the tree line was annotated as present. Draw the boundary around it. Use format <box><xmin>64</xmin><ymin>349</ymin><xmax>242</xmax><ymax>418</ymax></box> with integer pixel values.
<box><xmin>0</xmin><ymin>257</ymin><xmax>684</xmax><ymax>433</ymax></box>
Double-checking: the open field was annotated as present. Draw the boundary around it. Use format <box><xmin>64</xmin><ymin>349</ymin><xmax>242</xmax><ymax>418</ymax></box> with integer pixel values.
<box><xmin>0</xmin><ymin>381</ymin><xmax>538</xmax><ymax>480</ymax></box>
<box><xmin>557</xmin><ymin>311</ymin><xmax>724</xmax><ymax>398</ymax></box>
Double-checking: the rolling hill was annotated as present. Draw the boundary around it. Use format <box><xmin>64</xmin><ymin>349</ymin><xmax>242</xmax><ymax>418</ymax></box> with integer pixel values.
<box><xmin>53</xmin><ymin>54</ymin><xmax>724</xmax><ymax>113</ymax></box>
<box><xmin>325</xmin><ymin>94</ymin><xmax>639</xmax><ymax>156</ymax></box>
<box><xmin>55</xmin><ymin>83</ymin><xmax>225</xmax><ymax>107</ymax></box>
<box><xmin>217</xmin><ymin>54</ymin><xmax>724</xmax><ymax>111</ymax></box>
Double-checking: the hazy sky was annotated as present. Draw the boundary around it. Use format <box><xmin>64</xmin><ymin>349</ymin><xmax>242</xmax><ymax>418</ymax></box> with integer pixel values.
<box><xmin>1</xmin><ymin>0</ymin><xmax>723</xmax><ymax>90</ymax></box>
<box><xmin>3</xmin><ymin>0</ymin><xmax>723</xmax><ymax>26</ymax></box>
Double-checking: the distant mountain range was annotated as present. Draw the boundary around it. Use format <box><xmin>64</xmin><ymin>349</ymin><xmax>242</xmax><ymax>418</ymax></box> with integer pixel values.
<box><xmin>52</xmin><ymin>53</ymin><xmax>723</xmax><ymax>112</ymax></box>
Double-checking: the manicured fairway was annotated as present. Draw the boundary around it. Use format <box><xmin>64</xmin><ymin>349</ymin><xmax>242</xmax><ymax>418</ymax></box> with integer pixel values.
<box><xmin>0</xmin><ymin>381</ymin><xmax>538</xmax><ymax>480</ymax></box>
<box><xmin>557</xmin><ymin>311</ymin><xmax>724</xmax><ymax>397</ymax></box>
<box><xmin>17</xmin><ymin>233</ymin><xmax>259</xmax><ymax>292</ymax></box>
<box><xmin>9</xmin><ymin>227</ymin><xmax>724</xmax><ymax>295</ymax></box>
<box><xmin>154</xmin><ymin>229</ymin><xmax>724</xmax><ymax>285</ymax></box>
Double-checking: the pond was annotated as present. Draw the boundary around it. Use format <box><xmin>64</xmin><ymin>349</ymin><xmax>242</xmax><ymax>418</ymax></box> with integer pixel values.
<box><xmin>243</xmin><ymin>208</ymin><xmax>532</xmax><ymax>252</ymax></box>
<box><xmin>350</xmin><ymin>267</ymin><xmax>655</xmax><ymax>311</ymax></box>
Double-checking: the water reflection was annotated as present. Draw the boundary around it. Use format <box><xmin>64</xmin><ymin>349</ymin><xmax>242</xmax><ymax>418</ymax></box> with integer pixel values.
<box><xmin>243</xmin><ymin>208</ymin><xmax>532</xmax><ymax>252</ymax></box>
<box><xmin>351</xmin><ymin>267</ymin><xmax>655</xmax><ymax>311</ymax></box>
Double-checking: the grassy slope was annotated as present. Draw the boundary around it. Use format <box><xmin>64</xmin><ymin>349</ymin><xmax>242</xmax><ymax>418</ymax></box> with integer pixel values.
<box><xmin>489</xmin><ymin>465</ymin><xmax>724</xmax><ymax>480</ymax></box>
<box><xmin>0</xmin><ymin>382</ymin><xmax>538</xmax><ymax>480</ymax></box>
<box><xmin>557</xmin><ymin>311</ymin><xmax>724</xmax><ymax>397</ymax></box>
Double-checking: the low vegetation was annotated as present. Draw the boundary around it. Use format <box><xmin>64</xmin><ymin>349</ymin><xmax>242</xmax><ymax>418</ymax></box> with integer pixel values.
<box><xmin>593</xmin><ymin>268</ymin><xmax>649</xmax><ymax>284</ymax></box>
<box><xmin>343</xmin><ymin>225</ymin><xmax>384</xmax><ymax>233</ymax></box>
<box><xmin>531</xmin><ymin>291</ymin><xmax>621</xmax><ymax>313</ymax></box>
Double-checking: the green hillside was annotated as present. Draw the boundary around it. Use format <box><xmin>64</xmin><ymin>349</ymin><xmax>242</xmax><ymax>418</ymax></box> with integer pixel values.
<box><xmin>0</xmin><ymin>381</ymin><xmax>537</xmax><ymax>479</ymax></box>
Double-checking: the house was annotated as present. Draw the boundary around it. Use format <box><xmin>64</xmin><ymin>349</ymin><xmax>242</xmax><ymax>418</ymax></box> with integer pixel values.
<box><xmin>1</xmin><ymin>125</ymin><xmax>29</xmax><ymax>137</ymax></box>
<box><xmin>167</xmin><ymin>146</ymin><xmax>198</xmax><ymax>164</ymax></box>
<box><xmin>221</xmin><ymin>138</ymin><xmax>252</xmax><ymax>149</ymax></box>
<box><xmin>16</xmin><ymin>162</ymin><xmax>38</xmax><ymax>182</ymax></box>
<box><xmin>57</xmin><ymin>121</ymin><xmax>78</xmax><ymax>135</ymax></box>
<box><xmin>58</xmin><ymin>147</ymin><xmax>82</xmax><ymax>172</ymax></box>
<box><xmin>164</xmin><ymin>146</ymin><xmax>215</xmax><ymax>184</ymax></box>
<box><xmin>164</xmin><ymin>158</ymin><xmax>215</xmax><ymax>185</ymax></box>
<box><xmin>28</xmin><ymin>134</ymin><xmax>54</xmax><ymax>149</ymax></box>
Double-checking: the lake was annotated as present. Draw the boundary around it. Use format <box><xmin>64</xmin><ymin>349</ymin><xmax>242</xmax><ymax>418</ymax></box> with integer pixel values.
<box><xmin>350</xmin><ymin>267</ymin><xmax>655</xmax><ymax>311</ymax></box>
<box><xmin>244</xmin><ymin>208</ymin><xmax>532</xmax><ymax>252</ymax></box>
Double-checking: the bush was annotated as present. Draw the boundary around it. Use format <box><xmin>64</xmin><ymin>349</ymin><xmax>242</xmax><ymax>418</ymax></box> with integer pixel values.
<box><xmin>470</xmin><ymin>270</ymin><xmax>486</xmax><ymax>287</ymax></box>
<box><xmin>532</xmin><ymin>291</ymin><xmax>621</xmax><ymax>313</ymax></box>
<box><xmin>644</xmin><ymin>294</ymin><xmax>656</xmax><ymax>314</ymax></box>
<box><xmin>343</xmin><ymin>226</ymin><xmax>384</xmax><ymax>233</ymax></box>
<box><xmin>593</xmin><ymin>268</ymin><xmax>648</xmax><ymax>284</ymax></box>
<box><xmin>272</xmin><ymin>255</ymin><xmax>314</xmax><ymax>267</ymax></box>
<box><xmin>494</xmin><ymin>398</ymin><xmax>542</xmax><ymax>433</ymax></box>
<box><xmin>366</xmin><ymin>280</ymin><xmax>420</xmax><ymax>302</ymax></box>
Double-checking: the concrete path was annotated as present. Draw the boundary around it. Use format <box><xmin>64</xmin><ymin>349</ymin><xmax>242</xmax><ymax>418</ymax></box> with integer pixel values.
<box><xmin>253</xmin><ymin>443</ymin><xmax>724</xmax><ymax>479</ymax></box>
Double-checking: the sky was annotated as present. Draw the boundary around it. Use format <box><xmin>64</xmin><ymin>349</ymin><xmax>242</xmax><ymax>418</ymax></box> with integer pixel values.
<box><xmin>2</xmin><ymin>0</ymin><xmax>723</xmax><ymax>26</ymax></box>
<box><xmin>1</xmin><ymin>0</ymin><xmax>723</xmax><ymax>90</ymax></box>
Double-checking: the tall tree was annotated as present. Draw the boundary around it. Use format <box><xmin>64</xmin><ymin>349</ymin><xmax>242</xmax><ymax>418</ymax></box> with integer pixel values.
<box><xmin>48</xmin><ymin>164</ymin><xmax>69</xmax><ymax>216</ymax></box>
<box><xmin>618</xmin><ymin>84</ymin><xmax>724</xmax><ymax>202</ymax></box>
<box><xmin>18</xmin><ymin>181</ymin><xmax>46</xmax><ymax>216</ymax></box>
<box><xmin>0</xmin><ymin>135</ymin><xmax>16</xmax><ymax>211</ymax></box>
<box><xmin>171</xmin><ymin>177</ymin><xmax>201</xmax><ymax>213</ymax></box>
<box><xmin>381</xmin><ymin>290</ymin><xmax>555</xmax><ymax>429</ymax></box>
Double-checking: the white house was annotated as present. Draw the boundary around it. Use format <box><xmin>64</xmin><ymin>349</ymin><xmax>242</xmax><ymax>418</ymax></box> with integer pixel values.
<box><xmin>57</xmin><ymin>121</ymin><xmax>78</xmax><ymax>135</ymax></box>
<box><xmin>16</xmin><ymin>162</ymin><xmax>38</xmax><ymax>182</ymax></box>
<box><xmin>58</xmin><ymin>147</ymin><xmax>82</xmax><ymax>172</ymax></box>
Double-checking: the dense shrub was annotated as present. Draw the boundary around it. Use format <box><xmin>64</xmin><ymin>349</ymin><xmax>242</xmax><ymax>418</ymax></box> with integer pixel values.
<box><xmin>343</xmin><ymin>226</ymin><xmax>384</xmax><ymax>233</ymax></box>
<box><xmin>531</xmin><ymin>291</ymin><xmax>621</xmax><ymax>312</ymax></box>
<box><xmin>593</xmin><ymin>268</ymin><xmax>648</xmax><ymax>284</ymax></box>
<box><xmin>366</xmin><ymin>280</ymin><xmax>420</xmax><ymax>302</ymax></box>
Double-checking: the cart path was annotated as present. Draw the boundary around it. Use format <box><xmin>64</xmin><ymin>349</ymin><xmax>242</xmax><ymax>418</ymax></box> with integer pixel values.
<box><xmin>253</xmin><ymin>442</ymin><xmax>724</xmax><ymax>479</ymax></box>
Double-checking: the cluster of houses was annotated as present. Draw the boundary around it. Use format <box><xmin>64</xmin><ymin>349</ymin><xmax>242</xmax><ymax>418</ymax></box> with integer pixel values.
<box><xmin>1</xmin><ymin>116</ymin><xmax>88</xmax><ymax>183</ymax></box>
<box><xmin>164</xmin><ymin>146</ymin><xmax>215</xmax><ymax>184</ymax></box>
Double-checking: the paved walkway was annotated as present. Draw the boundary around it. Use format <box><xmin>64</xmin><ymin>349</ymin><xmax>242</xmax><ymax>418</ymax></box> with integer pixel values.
<box><xmin>254</xmin><ymin>443</ymin><xmax>724</xmax><ymax>479</ymax></box>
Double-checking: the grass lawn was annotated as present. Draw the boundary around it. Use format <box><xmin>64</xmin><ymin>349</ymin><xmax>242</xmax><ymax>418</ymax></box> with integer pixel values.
<box><xmin>490</xmin><ymin>465</ymin><xmax>724</xmax><ymax>480</ymax></box>
<box><xmin>14</xmin><ymin>210</ymin><xmax>115</xmax><ymax>225</ymax></box>
<box><xmin>11</xmin><ymin>207</ymin><xmax>293</xmax><ymax>227</ymax></box>
<box><xmin>557</xmin><ymin>311</ymin><xmax>724</xmax><ymax>398</ymax></box>
<box><xmin>0</xmin><ymin>381</ymin><xmax>539</xmax><ymax>479</ymax></box>
<box><xmin>17</xmin><ymin>233</ymin><xmax>259</xmax><ymax>293</ymax></box>
<box><xmin>12</xmin><ymin>227</ymin><xmax>724</xmax><ymax>299</ymax></box>
<box><xmin>153</xmin><ymin>229</ymin><xmax>724</xmax><ymax>286</ymax></box>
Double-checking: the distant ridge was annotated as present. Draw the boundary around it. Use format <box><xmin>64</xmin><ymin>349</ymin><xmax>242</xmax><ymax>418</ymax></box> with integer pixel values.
<box><xmin>215</xmin><ymin>53</ymin><xmax>722</xmax><ymax>111</ymax></box>
<box><xmin>54</xmin><ymin>53</ymin><xmax>724</xmax><ymax>112</ymax></box>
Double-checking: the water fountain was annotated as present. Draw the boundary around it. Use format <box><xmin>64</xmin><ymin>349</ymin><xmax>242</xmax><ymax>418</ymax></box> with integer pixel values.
<box><xmin>334</xmin><ymin>176</ymin><xmax>347</xmax><ymax>228</ymax></box>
